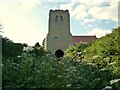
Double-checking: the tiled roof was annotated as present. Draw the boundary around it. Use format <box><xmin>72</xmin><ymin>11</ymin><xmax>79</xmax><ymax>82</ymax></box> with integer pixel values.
<box><xmin>72</xmin><ymin>36</ymin><xmax>97</xmax><ymax>43</ymax></box>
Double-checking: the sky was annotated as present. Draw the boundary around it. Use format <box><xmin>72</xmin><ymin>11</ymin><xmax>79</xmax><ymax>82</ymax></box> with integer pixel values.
<box><xmin>0</xmin><ymin>0</ymin><xmax>119</xmax><ymax>46</ymax></box>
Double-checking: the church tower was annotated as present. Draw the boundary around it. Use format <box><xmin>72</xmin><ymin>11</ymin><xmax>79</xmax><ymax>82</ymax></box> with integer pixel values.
<box><xmin>45</xmin><ymin>10</ymin><xmax>74</xmax><ymax>54</ymax></box>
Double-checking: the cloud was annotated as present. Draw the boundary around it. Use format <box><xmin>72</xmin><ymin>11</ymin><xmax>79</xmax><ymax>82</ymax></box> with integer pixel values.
<box><xmin>81</xmin><ymin>18</ymin><xmax>96</xmax><ymax>25</ymax></box>
<box><xmin>42</xmin><ymin>0</ymin><xmax>71</xmax><ymax>2</ymax></box>
<box><xmin>86</xmin><ymin>28</ymin><xmax>112</xmax><ymax>38</ymax></box>
<box><xmin>60</xmin><ymin>0</ymin><xmax>119</xmax><ymax>23</ymax></box>
<box><xmin>87</xmin><ymin>24</ymin><xmax>94</xmax><ymax>27</ymax></box>
<box><xmin>19</xmin><ymin>0</ymin><xmax>41</xmax><ymax>11</ymax></box>
<box><xmin>88</xmin><ymin>4</ymin><xmax>118</xmax><ymax>22</ymax></box>
<box><xmin>60</xmin><ymin>3</ymin><xmax>74</xmax><ymax>10</ymax></box>
<box><xmin>71</xmin><ymin>4</ymin><xmax>88</xmax><ymax>19</ymax></box>
<box><xmin>2</xmin><ymin>14</ymin><xmax>43</xmax><ymax>46</ymax></box>
<box><xmin>0</xmin><ymin>2</ymin><xmax>44</xmax><ymax>46</ymax></box>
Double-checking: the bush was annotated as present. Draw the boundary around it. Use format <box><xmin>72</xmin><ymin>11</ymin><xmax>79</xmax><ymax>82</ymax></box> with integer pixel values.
<box><xmin>2</xmin><ymin>27</ymin><xmax>120</xmax><ymax>89</ymax></box>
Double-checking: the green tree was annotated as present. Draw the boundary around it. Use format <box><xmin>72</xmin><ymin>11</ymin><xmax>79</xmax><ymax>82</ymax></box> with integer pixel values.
<box><xmin>2</xmin><ymin>37</ymin><xmax>24</xmax><ymax>60</ymax></box>
<box><xmin>42</xmin><ymin>38</ymin><xmax>45</xmax><ymax>48</ymax></box>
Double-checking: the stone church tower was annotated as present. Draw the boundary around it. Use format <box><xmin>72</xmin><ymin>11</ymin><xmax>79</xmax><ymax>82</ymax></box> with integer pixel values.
<box><xmin>45</xmin><ymin>10</ymin><xmax>74</xmax><ymax>54</ymax></box>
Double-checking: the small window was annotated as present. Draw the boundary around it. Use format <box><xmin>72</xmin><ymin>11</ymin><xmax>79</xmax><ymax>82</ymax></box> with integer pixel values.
<box><xmin>60</xmin><ymin>15</ymin><xmax>63</xmax><ymax>21</ymax></box>
<box><xmin>55</xmin><ymin>16</ymin><xmax>58</xmax><ymax>22</ymax></box>
<box><xmin>53</xmin><ymin>36</ymin><xmax>58</xmax><ymax>39</ymax></box>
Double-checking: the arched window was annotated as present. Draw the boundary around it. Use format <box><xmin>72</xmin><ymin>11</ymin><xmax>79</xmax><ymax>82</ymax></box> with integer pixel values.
<box><xmin>60</xmin><ymin>15</ymin><xmax>63</xmax><ymax>21</ymax></box>
<box><xmin>55</xmin><ymin>16</ymin><xmax>58</xmax><ymax>22</ymax></box>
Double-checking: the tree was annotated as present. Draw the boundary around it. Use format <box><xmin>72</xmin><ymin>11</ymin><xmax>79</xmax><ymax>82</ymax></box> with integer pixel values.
<box><xmin>34</xmin><ymin>42</ymin><xmax>40</xmax><ymax>47</ymax></box>
<box><xmin>2</xmin><ymin>37</ymin><xmax>24</xmax><ymax>60</ymax></box>
<box><xmin>23</xmin><ymin>43</ymin><xmax>28</xmax><ymax>47</ymax></box>
<box><xmin>0</xmin><ymin>21</ymin><xmax>3</xmax><ymax>33</ymax></box>
<box><xmin>42</xmin><ymin>38</ymin><xmax>46</xmax><ymax>48</ymax></box>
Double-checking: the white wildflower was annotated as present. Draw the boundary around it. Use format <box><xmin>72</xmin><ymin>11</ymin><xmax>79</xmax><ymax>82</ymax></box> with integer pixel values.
<box><xmin>102</xmin><ymin>86</ymin><xmax>112</xmax><ymax>90</ymax></box>
<box><xmin>87</xmin><ymin>63</ymin><xmax>95</xmax><ymax>65</ymax></box>
<box><xmin>37</xmin><ymin>70</ymin><xmax>40</xmax><ymax>73</ymax></box>
<box><xmin>110</xmin><ymin>78</ymin><xmax>120</xmax><ymax>84</ymax></box>
<box><xmin>66</xmin><ymin>84</ymin><xmax>71</xmax><ymax>87</ymax></box>
<box><xmin>100</xmin><ymin>68</ymin><xmax>106</xmax><ymax>71</ymax></box>
<box><xmin>23</xmin><ymin>46</ymin><xmax>34</xmax><ymax>52</ymax></box>
<box><xmin>83</xmin><ymin>50</ymin><xmax>86</xmax><ymax>53</ymax></box>
<box><xmin>58</xmin><ymin>75</ymin><xmax>62</xmax><ymax>78</ymax></box>
<box><xmin>78</xmin><ymin>52</ymin><xmax>82</xmax><ymax>54</ymax></box>
<box><xmin>17</xmin><ymin>55</ymin><xmax>21</xmax><ymax>58</ymax></box>
<box><xmin>92</xmin><ymin>55</ymin><xmax>99</xmax><ymax>59</ymax></box>
<box><xmin>45</xmin><ymin>54</ymin><xmax>51</xmax><ymax>56</ymax></box>
<box><xmin>109</xmin><ymin>62</ymin><xmax>117</xmax><ymax>65</ymax></box>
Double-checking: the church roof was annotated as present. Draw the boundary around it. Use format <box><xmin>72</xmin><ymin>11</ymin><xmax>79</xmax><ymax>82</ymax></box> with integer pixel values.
<box><xmin>72</xmin><ymin>36</ymin><xmax>97</xmax><ymax>43</ymax></box>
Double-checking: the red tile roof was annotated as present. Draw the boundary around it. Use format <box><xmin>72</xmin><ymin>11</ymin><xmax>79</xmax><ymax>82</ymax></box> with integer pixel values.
<box><xmin>72</xmin><ymin>36</ymin><xmax>97</xmax><ymax>43</ymax></box>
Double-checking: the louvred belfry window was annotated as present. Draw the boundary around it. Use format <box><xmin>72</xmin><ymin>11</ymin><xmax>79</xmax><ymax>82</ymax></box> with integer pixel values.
<box><xmin>55</xmin><ymin>16</ymin><xmax>58</xmax><ymax>22</ymax></box>
<box><xmin>60</xmin><ymin>15</ymin><xmax>63</xmax><ymax>21</ymax></box>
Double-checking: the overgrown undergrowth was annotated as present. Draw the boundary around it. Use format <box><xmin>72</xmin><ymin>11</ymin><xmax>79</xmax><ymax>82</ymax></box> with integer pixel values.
<box><xmin>2</xmin><ymin>27</ymin><xmax>120</xmax><ymax>89</ymax></box>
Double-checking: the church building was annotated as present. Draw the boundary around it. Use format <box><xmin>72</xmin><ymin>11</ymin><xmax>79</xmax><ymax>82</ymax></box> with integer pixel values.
<box><xmin>44</xmin><ymin>10</ymin><xmax>97</xmax><ymax>55</ymax></box>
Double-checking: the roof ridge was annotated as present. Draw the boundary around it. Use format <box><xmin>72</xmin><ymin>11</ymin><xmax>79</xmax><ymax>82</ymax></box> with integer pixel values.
<box><xmin>73</xmin><ymin>35</ymin><xmax>96</xmax><ymax>37</ymax></box>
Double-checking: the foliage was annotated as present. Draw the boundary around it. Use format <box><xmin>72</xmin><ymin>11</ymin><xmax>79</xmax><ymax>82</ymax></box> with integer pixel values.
<box><xmin>42</xmin><ymin>38</ymin><xmax>46</xmax><ymax>48</ymax></box>
<box><xmin>33</xmin><ymin>42</ymin><xmax>48</xmax><ymax>57</ymax></box>
<box><xmin>2</xmin><ymin>37</ymin><xmax>24</xmax><ymax>60</ymax></box>
<box><xmin>2</xmin><ymin>38</ymin><xmax>48</xmax><ymax>59</ymax></box>
<box><xmin>2</xmin><ymin>54</ymin><xmax>114</xmax><ymax>89</ymax></box>
<box><xmin>66</xmin><ymin>42</ymin><xmax>88</xmax><ymax>61</ymax></box>
<box><xmin>65</xmin><ymin>27</ymin><xmax>120</xmax><ymax>89</ymax></box>
<box><xmin>2</xmin><ymin>27</ymin><xmax>120</xmax><ymax>89</ymax></box>
<box><xmin>83</xmin><ymin>28</ymin><xmax>119</xmax><ymax>75</ymax></box>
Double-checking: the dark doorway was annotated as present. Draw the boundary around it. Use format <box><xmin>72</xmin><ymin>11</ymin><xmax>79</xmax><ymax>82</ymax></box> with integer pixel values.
<box><xmin>55</xmin><ymin>49</ymin><xmax>64</xmax><ymax>58</ymax></box>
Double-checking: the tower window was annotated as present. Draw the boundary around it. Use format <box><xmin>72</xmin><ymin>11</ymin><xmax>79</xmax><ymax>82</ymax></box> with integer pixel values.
<box><xmin>55</xmin><ymin>16</ymin><xmax>58</xmax><ymax>22</ymax></box>
<box><xmin>53</xmin><ymin>36</ymin><xmax>58</xmax><ymax>40</ymax></box>
<box><xmin>60</xmin><ymin>15</ymin><xmax>63</xmax><ymax>21</ymax></box>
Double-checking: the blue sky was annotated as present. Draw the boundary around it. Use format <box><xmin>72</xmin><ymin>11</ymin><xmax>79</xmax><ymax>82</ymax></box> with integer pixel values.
<box><xmin>0</xmin><ymin>0</ymin><xmax>118</xmax><ymax>46</ymax></box>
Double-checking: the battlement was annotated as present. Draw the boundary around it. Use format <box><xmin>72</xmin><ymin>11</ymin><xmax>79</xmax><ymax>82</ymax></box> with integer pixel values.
<box><xmin>50</xmin><ymin>9</ymin><xmax>69</xmax><ymax>13</ymax></box>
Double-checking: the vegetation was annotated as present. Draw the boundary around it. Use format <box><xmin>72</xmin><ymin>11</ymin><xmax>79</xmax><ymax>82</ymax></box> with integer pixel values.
<box><xmin>2</xmin><ymin>27</ymin><xmax>120</xmax><ymax>89</ymax></box>
<box><xmin>66</xmin><ymin>27</ymin><xmax>120</xmax><ymax>89</ymax></box>
<box><xmin>2</xmin><ymin>37</ymin><xmax>24</xmax><ymax>60</ymax></box>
